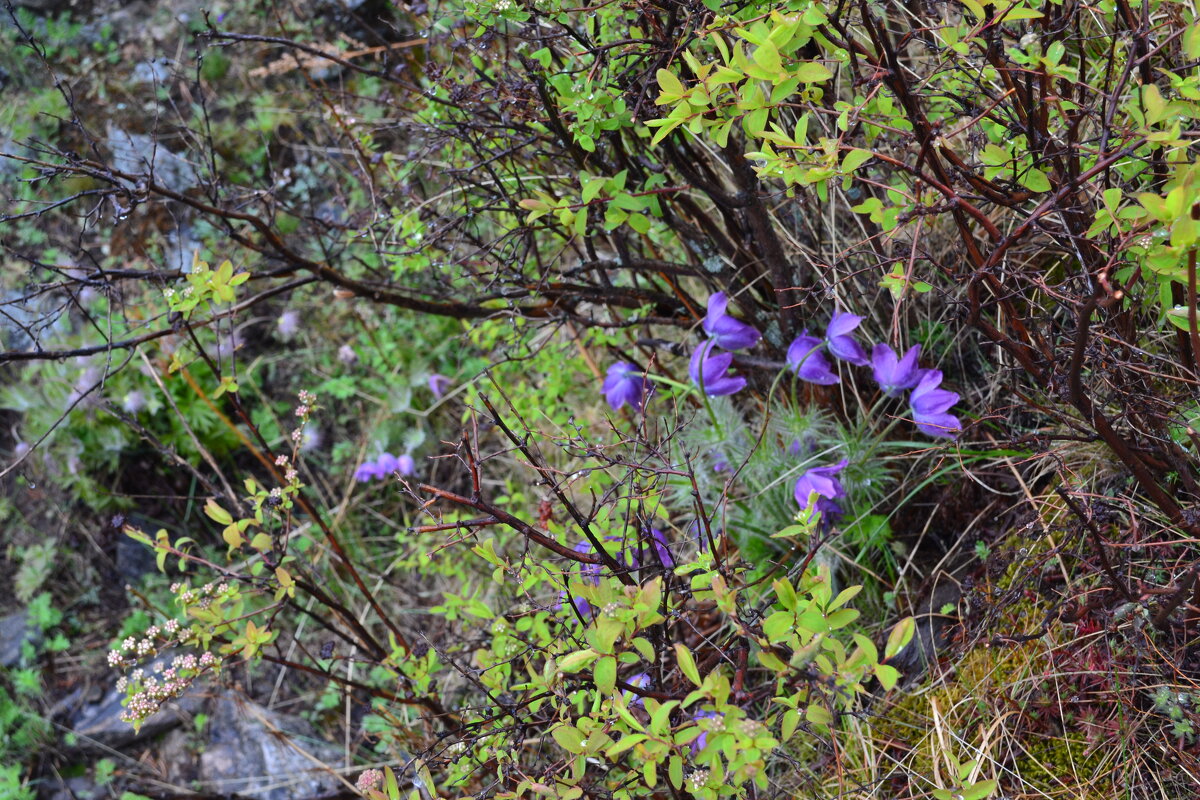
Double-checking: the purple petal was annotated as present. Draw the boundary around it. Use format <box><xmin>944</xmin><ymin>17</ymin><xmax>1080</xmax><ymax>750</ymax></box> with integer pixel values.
<box><xmin>826</xmin><ymin>314</ymin><xmax>869</xmax><ymax>366</ymax></box>
<box><xmin>914</xmin><ymin>411</ymin><xmax>962</xmax><ymax>439</ymax></box>
<box><xmin>396</xmin><ymin>454</ymin><xmax>415</xmax><ymax>475</ymax></box>
<box><xmin>691</xmin><ymin>711</ymin><xmax>722</xmax><ymax>754</ymax></box>
<box><xmin>354</xmin><ymin>462</ymin><xmax>379</xmax><ymax>482</ymax></box>
<box><xmin>787</xmin><ymin>333</ymin><xmax>839</xmax><ymax>385</ymax></box>
<box><xmin>826</xmin><ymin>311</ymin><xmax>862</xmax><ymax>338</ymax></box>
<box><xmin>703</xmin><ymin>292</ymin><xmax>761</xmax><ymax>351</ymax></box>
<box><xmin>602</xmin><ymin>362</ymin><xmax>649</xmax><ymax>411</ymax></box>
<box><xmin>794</xmin><ymin>459</ymin><xmax>849</xmax><ymax>511</ymax></box>
<box><xmin>704</xmin><ymin>292</ymin><xmax>729</xmax><ymax>328</ymax></box>
<box><xmin>376</xmin><ymin>453</ymin><xmax>400</xmax><ymax>473</ymax></box>
<box><xmin>910</xmin><ymin>371</ymin><xmax>961</xmax><ymax>438</ymax></box>
<box><xmin>649</xmin><ymin>528</ymin><xmax>674</xmax><ymax>568</ymax></box>
<box><xmin>872</xmin><ymin>343</ymin><xmax>922</xmax><ymax>397</ymax></box>
<box><xmin>911</xmin><ymin>370</ymin><xmax>959</xmax><ymax>416</ymax></box>
<box><xmin>707</xmin><ymin>316</ymin><xmax>761</xmax><ymax>350</ymax></box>
<box><xmin>690</xmin><ymin>341</ymin><xmax>746</xmax><ymax>396</ymax></box>
<box><xmin>428</xmin><ymin>374</ymin><xmax>452</xmax><ymax>398</ymax></box>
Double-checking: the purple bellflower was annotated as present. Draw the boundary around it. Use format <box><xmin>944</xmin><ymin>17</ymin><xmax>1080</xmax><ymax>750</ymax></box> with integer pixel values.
<box><xmin>871</xmin><ymin>343</ymin><xmax>922</xmax><ymax>397</ymax></box>
<box><xmin>910</xmin><ymin>369</ymin><xmax>962</xmax><ymax>439</ymax></box>
<box><xmin>564</xmin><ymin>530</ymin><xmax>673</xmax><ymax>618</ymax></box>
<box><xmin>643</xmin><ymin>527</ymin><xmax>674</xmax><ymax>569</ymax></box>
<box><xmin>567</xmin><ymin>539</ymin><xmax>604</xmax><ymax>617</ymax></box>
<box><xmin>625</xmin><ymin>672</ymin><xmax>652</xmax><ymax>708</ymax></box>
<box><xmin>428</xmin><ymin>374</ymin><xmax>453</xmax><ymax>399</ymax></box>
<box><xmin>354</xmin><ymin>462</ymin><xmax>384</xmax><ymax>482</ymax></box>
<box><xmin>786</xmin><ymin>332</ymin><xmax>839</xmax><ymax>385</ymax></box>
<box><xmin>825</xmin><ymin>311</ymin><xmax>869</xmax><ymax>366</ymax></box>
<box><xmin>602</xmin><ymin>362</ymin><xmax>650</xmax><ymax>411</ymax></box>
<box><xmin>794</xmin><ymin>459</ymin><xmax>849</xmax><ymax>518</ymax></box>
<box><xmin>703</xmin><ymin>292</ymin><xmax>761</xmax><ymax>351</ymax></box>
<box><xmin>691</xmin><ymin>710</ymin><xmax>723</xmax><ymax>753</ymax></box>
<box><xmin>354</xmin><ymin>452</ymin><xmax>414</xmax><ymax>482</ymax></box>
<box><xmin>689</xmin><ymin>340</ymin><xmax>747</xmax><ymax>397</ymax></box>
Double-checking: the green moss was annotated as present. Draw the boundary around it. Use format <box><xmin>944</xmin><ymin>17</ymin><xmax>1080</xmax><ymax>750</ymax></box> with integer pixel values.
<box><xmin>1013</xmin><ymin>732</ymin><xmax>1113</xmax><ymax>796</ymax></box>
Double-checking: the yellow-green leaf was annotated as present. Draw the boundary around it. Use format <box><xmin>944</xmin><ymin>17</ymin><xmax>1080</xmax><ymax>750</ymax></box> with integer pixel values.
<box><xmin>793</xmin><ymin>61</ymin><xmax>833</xmax><ymax>83</ymax></box>
<box><xmin>204</xmin><ymin>499</ymin><xmax>233</xmax><ymax>526</ymax></box>
<box><xmin>222</xmin><ymin>523</ymin><xmax>245</xmax><ymax>550</ymax></box>
<box><xmin>675</xmin><ymin>643</ymin><xmax>702</xmax><ymax>686</ymax></box>
<box><xmin>885</xmin><ymin>616</ymin><xmax>916</xmax><ymax>660</ymax></box>
<box><xmin>656</xmin><ymin>69</ymin><xmax>685</xmax><ymax>100</ymax></box>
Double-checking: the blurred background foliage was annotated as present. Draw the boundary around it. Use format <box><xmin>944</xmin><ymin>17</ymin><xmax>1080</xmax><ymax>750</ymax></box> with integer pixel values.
<box><xmin>2</xmin><ymin>0</ymin><xmax>1200</xmax><ymax>797</ymax></box>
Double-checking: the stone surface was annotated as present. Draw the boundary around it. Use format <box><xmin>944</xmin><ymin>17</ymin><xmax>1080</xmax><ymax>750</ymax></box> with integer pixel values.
<box><xmin>68</xmin><ymin>659</ymin><xmax>204</xmax><ymax>750</ymax></box>
<box><xmin>0</xmin><ymin>610</ymin><xmax>37</xmax><ymax>667</ymax></box>
<box><xmin>157</xmin><ymin>691</ymin><xmax>345</xmax><ymax>800</ymax></box>
<box><xmin>106</xmin><ymin>122</ymin><xmax>199</xmax><ymax>194</ymax></box>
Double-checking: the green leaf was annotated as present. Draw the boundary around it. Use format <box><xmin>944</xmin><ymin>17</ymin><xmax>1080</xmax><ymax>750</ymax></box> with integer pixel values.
<box><xmin>581</xmin><ymin>177</ymin><xmax>606</xmax><ymax>204</ymax></box>
<box><xmin>631</xmin><ymin>636</ymin><xmax>655</xmax><ymax>663</ymax></box>
<box><xmin>648</xmin><ymin>116</ymin><xmax>685</xmax><ymax>146</ymax></box>
<box><xmin>668</xmin><ymin>755</ymin><xmax>684</xmax><ymax>789</ymax></box>
<box><xmin>559</xmin><ymin>648</ymin><xmax>599</xmax><ymax>673</ymax></box>
<box><xmin>1185</xmin><ymin>23</ymin><xmax>1200</xmax><ymax>60</ymax></box>
<box><xmin>885</xmin><ymin>617</ymin><xmax>916</xmax><ymax>660</ymax></box>
<box><xmin>793</xmin><ymin>62</ymin><xmax>833</xmax><ymax>83</ymax></box>
<box><xmin>675</xmin><ymin>643</ymin><xmax>702</xmax><ymax>686</ymax></box>
<box><xmin>204</xmin><ymin>499</ymin><xmax>233</xmax><ymax>526</ymax></box>
<box><xmin>222</xmin><ymin>524</ymin><xmax>246</xmax><ymax>550</ymax></box>
<box><xmin>1020</xmin><ymin>168</ymin><xmax>1051</xmax><ymax>193</ymax></box>
<box><xmin>1000</xmin><ymin>5</ymin><xmax>1044</xmax><ymax>20</ymax></box>
<box><xmin>756</xmin><ymin>649</ymin><xmax>788</xmax><ymax>672</ymax></box>
<box><xmin>961</xmin><ymin>779</ymin><xmax>998</xmax><ymax>800</ymax></box>
<box><xmin>960</xmin><ymin>0</ymin><xmax>986</xmax><ymax>18</ymax></box>
<box><xmin>386</xmin><ymin>762</ymin><xmax>400</xmax><ymax>800</ymax></box>
<box><xmin>825</xmin><ymin>608</ymin><xmax>859</xmax><ymax>629</ymax></box>
<box><xmin>875</xmin><ymin>663</ymin><xmax>901</xmax><ymax>690</ymax></box>
<box><xmin>752</xmin><ymin>40</ymin><xmax>781</xmax><ymax>73</ymax></box>
<box><xmin>553</xmin><ymin>724</ymin><xmax>586</xmax><ymax>754</ymax></box>
<box><xmin>642</xmin><ymin>759</ymin><xmax>656</xmax><ymax>789</ymax></box>
<box><xmin>805</xmin><ymin>704</ymin><xmax>833</xmax><ymax>726</ymax></box>
<box><xmin>594</xmin><ymin>655</ymin><xmax>617</xmax><ymax>694</ymax></box>
<box><xmin>781</xmin><ymin>708</ymin><xmax>800</xmax><ymax>741</ymax></box>
<box><xmin>607</xmin><ymin>734</ymin><xmax>647</xmax><ymax>758</ymax></box>
<box><xmin>656</xmin><ymin>69</ymin><xmax>686</xmax><ymax>100</ymax></box>
<box><xmin>840</xmin><ymin>149</ymin><xmax>872</xmax><ymax>173</ymax></box>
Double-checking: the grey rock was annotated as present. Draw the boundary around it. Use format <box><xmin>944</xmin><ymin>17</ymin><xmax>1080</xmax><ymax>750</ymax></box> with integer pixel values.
<box><xmin>9</xmin><ymin>0</ymin><xmax>79</xmax><ymax>12</ymax></box>
<box><xmin>106</xmin><ymin>122</ymin><xmax>199</xmax><ymax>194</ymax></box>
<box><xmin>158</xmin><ymin>692</ymin><xmax>345</xmax><ymax>800</ymax></box>
<box><xmin>115</xmin><ymin>518</ymin><xmax>159</xmax><ymax>585</ymax></box>
<box><xmin>130</xmin><ymin>59</ymin><xmax>172</xmax><ymax>86</ymax></box>
<box><xmin>163</xmin><ymin>225</ymin><xmax>203</xmax><ymax>273</ymax></box>
<box><xmin>69</xmin><ymin>659</ymin><xmax>204</xmax><ymax>750</ymax></box>
<box><xmin>45</xmin><ymin>774</ymin><xmax>102</xmax><ymax>800</ymax></box>
<box><xmin>0</xmin><ymin>610</ymin><xmax>38</xmax><ymax>667</ymax></box>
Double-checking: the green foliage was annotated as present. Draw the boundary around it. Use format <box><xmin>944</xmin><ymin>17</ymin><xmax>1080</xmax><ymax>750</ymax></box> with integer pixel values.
<box><xmin>7</xmin><ymin>0</ymin><xmax>1200</xmax><ymax>795</ymax></box>
<box><xmin>14</xmin><ymin>542</ymin><xmax>56</xmax><ymax>603</ymax></box>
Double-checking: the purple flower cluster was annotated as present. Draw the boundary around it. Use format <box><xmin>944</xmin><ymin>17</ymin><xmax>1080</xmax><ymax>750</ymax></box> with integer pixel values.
<box><xmin>590</xmin><ymin>293</ymin><xmax>964</xmax><ymax>528</ymax></box>
<box><xmin>564</xmin><ymin>529</ymin><xmax>674</xmax><ymax>617</ymax></box>
<box><xmin>784</xmin><ymin>315</ymin><xmax>960</xmax><ymax>438</ymax></box>
<box><xmin>354</xmin><ymin>453</ymin><xmax>415</xmax><ymax>482</ymax></box>
<box><xmin>690</xmin><ymin>293</ymin><xmax>759</xmax><ymax>397</ymax></box>
<box><xmin>597</xmin><ymin>293</ymin><xmax>962</xmax><ymax>440</ymax></box>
